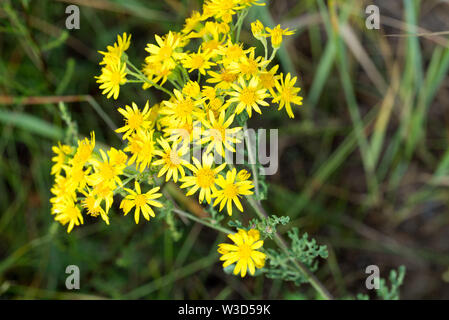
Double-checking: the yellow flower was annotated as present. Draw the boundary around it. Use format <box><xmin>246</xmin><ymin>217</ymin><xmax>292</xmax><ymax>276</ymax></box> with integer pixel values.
<box><xmin>145</xmin><ymin>31</ymin><xmax>185</xmax><ymax>69</ymax></box>
<box><xmin>99</xmin><ymin>32</ymin><xmax>131</xmax><ymax>67</ymax></box>
<box><xmin>124</xmin><ymin>129</ymin><xmax>155</xmax><ymax>172</ymax></box>
<box><xmin>182</xmin><ymin>10</ymin><xmax>202</xmax><ymax>34</ymax></box>
<box><xmin>215</xmin><ymin>41</ymin><xmax>251</xmax><ymax>67</ymax></box>
<box><xmin>237</xmin><ymin>169</ymin><xmax>251</xmax><ymax>181</ymax></box>
<box><xmin>92</xmin><ymin>181</ymin><xmax>114</xmax><ymax>213</ymax></box>
<box><xmin>258</xmin><ymin>64</ymin><xmax>280</xmax><ymax>96</ymax></box>
<box><xmin>64</xmin><ymin>164</ymin><xmax>91</xmax><ymax>191</ymax></box>
<box><xmin>50</xmin><ymin>175</ymin><xmax>76</xmax><ymax>205</ymax></box>
<box><xmin>212</xmin><ymin>168</ymin><xmax>254</xmax><ymax>216</ymax></box>
<box><xmin>182</xmin><ymin>81</ymin><xmax>202</xmax><ymax>98</ymax></box>
<box><xmin>153</xmin><ymin>137</ymin><xmax>189</xmax><ymax>182</ymax></box>
<box><xmin>142</xmin><ymin>59</ymin><xmax>172</xmax><ymax>88</ymax></box>
<box><xmin>51</xmin><ymin>142</ymin><xmax>72</xmax><ymax>176</ymax></box>
<box><xmin>182</xmin><ymin>48</ymin><xmax>216</xmax><ymax>75</ymax></box>
<box><xmin>207</xmin><ymin>68</ymin><xmax>238</xmax><ymax>90</ymax></box>
<box><xmin>81</xmin><ymin>189</ymin><xmax>109</xmax><ymax>225</ymax></box>
<box><xmin>87</xmin><ymin>148</ymin><xmax>127</xmax><ymax>188</ymax></box>
<box><xmin>116</xmin><ymin>101</ymin><xmax>152</xmax><ymax>140</ymax></box>
<box><xmin>204</xmin><ymin>0</ymin><xmax>239</xmax><ymax>23</ymax></box>
<box><xmin>199</xmin><ymin>110</ymin><xmax>241</xmax><ymax>157</ymax></box>
<box><xmin>96</xmin><ymin>61</ymin><xmax>127</xmax><ymax>100</ymax></box>
<box><xmin>163</xmin><ymin>121</ymin><xmax>201</xmax><ymax>146</ymax></box>
<box><xmin>229</xmin><ymin>50</ymin><xmax>268</xmax><ymax>80</ymax></box>
<box><xmin>120</xmin><ymin>181</ymin><xmax>163</xmax><ymax>224</ymax></box>
<box><xmin>273</xmin><ymin>73</ymin><xmax>303</xmax><ymax>118</ymax></box>
<box><xmin>228</xmin><ymin>77</ymin><xmax>269</xmax><ymax>117</ymax></box>
<box><xmin>265</xmin><ymin>24</ymin><xmax>295</xmax><ymax>48</ymax></box>
<box><xmin>180</xmin><ymin>153</ymin><xmax>226</xmax><ymax>204</ymax></box>
<box><xmin>161</xmin><ymin>89</ymin><xmax>203</xmax><ymax>125</ymax></box>
<box><xmin>251</xmin><ymin>20</ymin><xmax>266</xmax><ymax>40</ymax></box>
<box><xmin>52</xmin><ymin>198</ymin><xmax>84</xmax><ymax>233</ymax></box>
<box><xmin>218</xmin><ymin>229</ymin><xmax>266</xmax><ymax>277</ymax></box>
<box><xmin>71</xmin><ymin>132</ymin><xmax>95</xmax><ymax>167</ymax></box>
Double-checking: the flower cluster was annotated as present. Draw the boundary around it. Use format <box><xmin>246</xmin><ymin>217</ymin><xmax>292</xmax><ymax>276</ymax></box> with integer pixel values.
<box><xmin>50</xmin><ymin>0</ymin><xmax>302</xmax><ymax>277</ymax></box>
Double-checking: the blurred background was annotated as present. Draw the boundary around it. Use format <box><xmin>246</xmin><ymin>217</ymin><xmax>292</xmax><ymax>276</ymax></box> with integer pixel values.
<box><xmin>1</xmin><ymin>0</ymin><xmax>449</xmax><ymax>299</ymax></box>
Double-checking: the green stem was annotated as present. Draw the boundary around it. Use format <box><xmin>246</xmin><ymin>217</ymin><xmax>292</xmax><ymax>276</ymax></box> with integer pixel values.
<box><xmin>125</xmin><ymin>60</ymin><xmax>174</xmax><ymax>98</ymax></box>
<box><xmin>172</xmin><ymin>208</ymin><xmax>232</xmax><ymax>235</ymax></box>
<box><xmin>246</xmin><ymin>196</ymin><xmax>334</xmax><ymax>300</ymax></box>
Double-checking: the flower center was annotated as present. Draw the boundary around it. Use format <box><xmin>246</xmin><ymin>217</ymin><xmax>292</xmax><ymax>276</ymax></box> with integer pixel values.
<box><xmin>176</xmin><ymin>99</ymin><xmax>194</xmax><ymax>117</ymax></box>
<box><xmin>281</xmin><ymin>87</ymin><xmax>293</xmax><ymax>102</ymax></box>
<box><xmin>238</xmin><ymin>243</ymin><xmax>252</xmax><ymax>260</ymax></box>
<box><xmin>159</xmin><ymin>46</ymin><xmax>173</xmax><ymax>60</ymax></box>
<box><xmin>99</xmin><ymin>162</ymin><xmax>115</xmax><ymax>181</ymax></box>
<box><xmin>196</xmin><ymin>168</ymin><xmax>215</xmax><ymax>188</ymax></box>
<box><xmin>241</xmin><ymin>59</ymin><xmax>258</xmax><ymax>76</ymax></box>
<box><xmin>223</xmin><ymin>183</ymin><xmax>238</xmax><ymax>199</ymax></box>
<box><xmin>221</xmin><ymin>71</ymin><xmax>237</xmax><ymax>84</ymax></box>
<box><xmin>166</xmin><ymin>150</ymin><xmax>181</xmax><ymax>166</ymax></box>
<box><xmin>190</xmin><ymin>55</ymin><xmax>205</xmax><ymax>69</ymax></box>
<box><xmin>240</xmin><ymin>87</ymin><xmax>257</xmax><ymax>105</ymax></box>
<box><xmin>260</xmin><ymin>73</ymin><xmax>274</xmax><ymax>89</ymax></box>
<box><xmin>134</xmin><ymin>194</ymin><xmax>147</xmax><ymax>207</ymax></box>
<box><xmin>110</xmin><ymin>70</ymin><xmax>123</xmax><ymax>85</ymax></box>
<box><xmin>127</xmin><ymin>112</ymin><xmax>143</xmax><ymax>130</ymax></box>
<box><xmin>210</xmin><ymin>127</ymin><xmax>225</xmax><ymax>142</ymax></box>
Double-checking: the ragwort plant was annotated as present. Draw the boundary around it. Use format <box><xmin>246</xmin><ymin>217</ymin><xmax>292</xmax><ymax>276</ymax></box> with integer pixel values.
<box><xmin>49</xmin><ymin>0</ymin><xmax>335</xmax><ymax>299</ymax></box>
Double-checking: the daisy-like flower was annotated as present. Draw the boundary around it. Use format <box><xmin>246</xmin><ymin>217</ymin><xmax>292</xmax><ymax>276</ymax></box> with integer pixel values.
<box><xmin>199</xmin><ymin>110</ymin><xmax>241</xmax><ymax>158</ymax></box>
<box><xmin>120</xmin><ymin>181</ymin><xmax>163</xmax><ymax>224</ymax></box>
<box><xmin>81</xmin><ymin>189</ymin><xmax>109</xmax><ymax>225</ymax></box>
<box><xmin>96</xmin><ymin>61</ymin><xmax>127</xmax><ymax>100</ymax></box>
<box><xmin>182</xmin><ymin>81</ymin><xmax>202</xmax><ymax>99</ymax></box>
<box><xmin>99</xmin><ymin>32</ymin><xmax>131</xmax><ymax>67</ymax></box>
<box><xmin>64</xmin><ymin>164</ymin><xmax>91</xmax><ymax>191</ymax></box>
<box><xmin>87</xmin><ymin>148</ymin><xmax>127</xmax><ymax>188</ymax></box>
<box><xmin>229</xmin><ymin>50</ymin><xmax>269</xmax><ymax>80</ymax></box>
<box><xmin>145</xmin><ymin>31</ymin><xmax>185</xmax><ymax>68</ymax></box>
<box><xmin>160</xmin><ymin>89</ymin><xmax>203</xmax><ymax>125</ymax></box>
<box><xmin>142</xmin><ymin>59</ymin><xmax>173</xmax><ymax>88</ymax></box>
<box><xmin>182</xmin><ymin>48</ymin><xmax>216</xmax><ymax>75</ymax></box>
<box><xmin>204</xmin><ymin>0</ymin><xmax>239</xmax><ymax>23</ymax></box>
<box><xmin>51</xmin><ymin>143</ymin><xmax>72</xmax><ymax>176</ymax></box>
<box><xmin>265</xmin><ymin>24</ymin><xmax>295</xmax><ymax>49</ymax></box>
<box><xmin>250</xmin><ymin>20</ymin><xmax>266</xmax><ymax>40</ymax></box>
<box><xmin>215</xmin><ymin>41</ymin><xmax>252</xmax><ymax>67</ymax></box>
<box><xmin>115</xmin><ymin>101</ymin><xmax>152</xmax><ymax>140</ymax></box>
<box><xmin>124</xmin><ymin>129</ymin><xmax>155</xmax><ymax>172</ymax></box>
<box><xmin>212</xmin><ymin>168</ymin><xmax>254</xmax><ymax>216</ymax></box>
<box><xmin>71</xmin><ymin>132</ymin><xmax>95</xmax><ymax>167</ymax></box>
<box><xmin>218</xmin><ymin>229</ymin><xmax>266</xmax><ymax>277</ymax></box>
<box><xmin>273</xmin><ymin>73</ymin><xmax>303</xmax><ymax>119</ymax></box>
<box><xmin>92</xmin><ymin>181</ymin><xmax>114</xmax><ymax>213</ymax></box>
<box><xmin>228</xmin><ymin>77</ymin><xmax>269</xmax><ymax>117</ymax></box>
<box><xmin>163</xmin><ymin>121</ymin><xmax>202</xmax><ymax>147</ymax></box>
<box><xmin>152</xmin><ymin>137</ymin><xmax>190</xmax><ymax>182</ymax></box>
<box><xmin>180</xmin><ymin>153</ymin><xmax>226</xmax><ymax>204</ymax></box>
<box><xmin>258</xmin><ymin>64</ymin><xmax>280</xmax><ymax>96</ymax></box>
<box><xmin>52</xmin><ymin>198</ymin><xmax>84</xmax><ymax>233</ymax></box>
<box><xmin>50</xmin><ymin>175</ymin><xmax>76</xmax><ymax>205</ymax></box>
<box><xmin>207</xmin><ymin>68</ymin><xmax>238</xmax><ymax>90</ymax></box>
<box><xmin>182</xmin><ymin>10</ymin><xmax>203</xmax><ymax>34</ymax></box>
